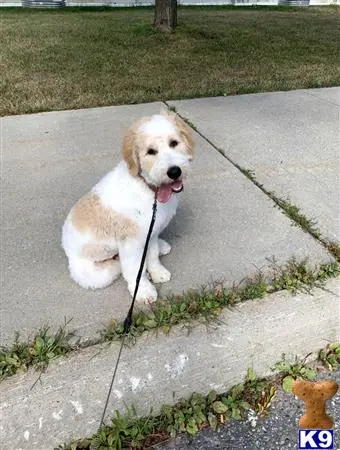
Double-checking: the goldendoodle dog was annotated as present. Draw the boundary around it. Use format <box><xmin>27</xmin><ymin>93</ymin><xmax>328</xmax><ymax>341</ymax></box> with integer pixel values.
<box><xmin>62</xmin><ymin>110</ymin><xmax>194</xmax><ymax>303</ymax></box>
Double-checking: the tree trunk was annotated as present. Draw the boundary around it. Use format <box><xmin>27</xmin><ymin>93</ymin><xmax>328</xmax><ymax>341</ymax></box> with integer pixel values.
<box><xmin>153</xmin><ymin>0</ymin><xmax>177</xmax><ymax>32</ymax></box>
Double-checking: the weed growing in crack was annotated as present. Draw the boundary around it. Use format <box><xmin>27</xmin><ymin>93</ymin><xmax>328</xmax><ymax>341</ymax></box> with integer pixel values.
<box><xmin>270</xmin><ymin>257</ymin><xmax>321</xmax><ymax>293</ymax></box>
<box><xmin>239</xmin><ymin>274</ymin><xmax>268</xmax><ymax>300</ymax></box>
<box><xmin>317</xmin><ymin>261</ymin><xmax>340</xmax><ymax>280</ymax></box>
<box><xmin>274</xmin><ymin>198</ymin><xmax>321</xmax><ymax>238</ymax></box>
<box><xmin>318</xmin><ymin>343</ymin><xmax>340</xmax><ymax>371</ymax></box>
<box><xmin>89</xmin><ymin>407</ymin><xmax>160</xmax><ymax>450</ymax></box>
<box><xmin>101</xmin><ymin>259</ymin><xmax>339</xmax><ymax>342</ymax></box>
<box><xmin>0</xmin><ymin>322</ymin><xmax>77</xmax><ymax>381</ymax></box>
<box><xmin>166</xmin><ymin>104</ymin><xmax>177</xmax><ymax>113</ymax></box>
<box><xmin>100</xmin><ymin>282</ymin><xmax>237</xmax><ymax>342</ymax></box>
<box><xmin>325</xmin><ymin>241</ymin><xmax>340</xmax><ymax>261</ymax></box>
<box><xmin>239</xmin><ymin>167</ymin><xmax>257</xmax><ymax>182</ymax></box>
<box><xmin>272</xmin><ymin>353</ymin><xmax>317</xmax><ymax>393</ymax></box>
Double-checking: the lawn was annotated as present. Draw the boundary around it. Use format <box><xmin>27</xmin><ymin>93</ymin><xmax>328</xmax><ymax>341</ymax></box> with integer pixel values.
<box><xmin>1</xmin><ymin>6</ymin><xmax>339</xmax><ymax>116</ymax></box>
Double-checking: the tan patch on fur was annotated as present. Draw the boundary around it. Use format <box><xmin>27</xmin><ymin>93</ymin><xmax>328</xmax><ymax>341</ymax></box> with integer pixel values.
<box><xmin>94</xmin><ymin>259</ymin><xmax>117</xmax><ymax>269</ymax></box>
<box><xmin>82</xmin><ymin>243</ymin><xmax>117</xmax><ymax>261</ymax></box>
<box><xmin>72</xmin><ymin>193</ymin><xmax>138</xmax><ymax>240</ymax></box>
<box><xmin>122</xmin><ymin>118</ymin><xmax>148</xmax><ymax>176</ymax></box>
<box><xmin>122</xmin><ymin>130</ymin><xmax>139</xmax><ymax>176</ymax></box>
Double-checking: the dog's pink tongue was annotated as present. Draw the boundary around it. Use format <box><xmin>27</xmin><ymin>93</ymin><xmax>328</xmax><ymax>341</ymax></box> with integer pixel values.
<box><xmin>157</xmin><ymin>184</ymin><xmax>173</xmax><ymax>203</ymax></box>
<box><xmin>157</xmin><ymin>181</ymin><xmax>183</xmax><ymax>203</ymax></box>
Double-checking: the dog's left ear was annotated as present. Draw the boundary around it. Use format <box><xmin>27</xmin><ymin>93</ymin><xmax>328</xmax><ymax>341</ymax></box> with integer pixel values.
<box><xmin>122</xmin><ymin>129</ymin><xmax>139</xmax><ymax>176</ymax></box>
<box><xmin>161</xmin><ymin>108</ymin><xmax>195</xmax><ymax>158</ymax></box>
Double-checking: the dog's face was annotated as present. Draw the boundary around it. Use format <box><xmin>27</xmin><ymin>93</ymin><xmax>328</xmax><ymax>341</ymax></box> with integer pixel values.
<box><xmin>122</xmin><ymin>111</ymin><xmax>194</xmax><ymax>202</ymax></box>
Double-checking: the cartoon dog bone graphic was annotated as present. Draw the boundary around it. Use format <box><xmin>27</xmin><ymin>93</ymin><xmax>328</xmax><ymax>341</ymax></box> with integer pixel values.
<box><xmin>292</xmin><ymin>379</ymin><xmax>338</xmax><ymax>429</ymax></box>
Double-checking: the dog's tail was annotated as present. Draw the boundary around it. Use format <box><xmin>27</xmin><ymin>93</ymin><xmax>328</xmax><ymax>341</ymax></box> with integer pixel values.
<box><xmin>67</xmin><ymin>256</ymin><xmax>121</xmax><ymax>290</ymax></box>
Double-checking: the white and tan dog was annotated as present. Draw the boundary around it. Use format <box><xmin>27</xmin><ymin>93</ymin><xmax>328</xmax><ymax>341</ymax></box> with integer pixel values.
<box><xmin>62</xmin><ymin>110</ymin><xmax>194</xmax><ymax>303</ymax></box>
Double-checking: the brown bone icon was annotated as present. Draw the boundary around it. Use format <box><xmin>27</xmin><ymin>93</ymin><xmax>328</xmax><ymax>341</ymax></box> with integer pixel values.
<box><xmin>292</xmin><ymin>379</ymin><xmax>338</xmax><ymax>429</ymax></box>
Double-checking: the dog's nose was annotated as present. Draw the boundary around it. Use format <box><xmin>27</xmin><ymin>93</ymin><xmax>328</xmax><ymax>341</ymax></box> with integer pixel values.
<box><xmin>167</xmin><ymin>166</ymin><xmax>182</xmax><ymax>180</ymax></box>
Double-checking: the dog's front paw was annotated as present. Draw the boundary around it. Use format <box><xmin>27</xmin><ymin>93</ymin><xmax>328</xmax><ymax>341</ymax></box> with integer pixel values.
<box><xmin>159</xmin><ymin>239</ymin><xmax>171</xmax><ymax>256</ymax></box>
<box><xmin>129</xmin><ymin>280</ymin><xmax>158</xmax><ymax>304</ymax></box>
<box><xmin>149</xmin><ymin>265</ymin><xmax>171</xmax><ymax>284</ymax></box>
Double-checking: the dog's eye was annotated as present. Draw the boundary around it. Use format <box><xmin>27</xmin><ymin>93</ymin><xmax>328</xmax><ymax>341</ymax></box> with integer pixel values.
<box><xmin>147</xmin><ymin>148</ymin><xmax>158</xmax><ymax>155</ymax></box>
<box><xmin>169</xmin><ymin>139</ymin><xmax>178</xmax><ymax>148</ymax></box>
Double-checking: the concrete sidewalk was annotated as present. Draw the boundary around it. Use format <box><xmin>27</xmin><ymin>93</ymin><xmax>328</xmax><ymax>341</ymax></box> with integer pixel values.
<box><xmin>1</xmin><ymin>88</ymin><xmax>338</xmax><ymax>345</ymax></box>
<box><xmin>1</xmin><ymin>87</ymin><xmax>339</xmax><ymax>449</ymax></box>
<box><xmin>1</xmin><ymin>282</ymin><xmax>339</xmax><ymax>449</ymax></box>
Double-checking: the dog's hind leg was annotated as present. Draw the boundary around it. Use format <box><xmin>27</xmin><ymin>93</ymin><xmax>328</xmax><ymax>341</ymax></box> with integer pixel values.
<box><xmin>158</xmin><ymin>238</ymin><xmax>171</xmax><ymax>256</ymax></box>
<box><xmin>67</xmin><ymin>256</ymin><xmax>121</xmax><ymax>289</ymax></box>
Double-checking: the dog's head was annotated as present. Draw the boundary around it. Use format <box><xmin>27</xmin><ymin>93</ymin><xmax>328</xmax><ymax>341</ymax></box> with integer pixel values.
<box><xmin>122</xmin><ymin>110</ymin><xmax>194</xmax><ymax>202</ymax></box>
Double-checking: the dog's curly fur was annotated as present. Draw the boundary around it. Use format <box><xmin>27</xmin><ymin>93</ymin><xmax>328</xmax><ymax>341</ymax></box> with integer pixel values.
<box><xmin>61</xmin><ymin>110</ymin><xmax>194</xmax><ymax>303</ymax></box>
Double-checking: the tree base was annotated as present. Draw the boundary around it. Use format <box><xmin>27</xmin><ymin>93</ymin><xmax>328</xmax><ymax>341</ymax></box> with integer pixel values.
<box><xmin>154</xmin><ymin>0</ymin><xmax>177</xmax><ymax>32</ymax></box>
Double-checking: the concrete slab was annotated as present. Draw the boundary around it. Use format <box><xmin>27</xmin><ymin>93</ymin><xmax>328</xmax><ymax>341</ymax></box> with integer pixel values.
<box><xmin>1</xmin><ymin>280</ymin><xmax>339</xmax><ymax>449</ymax></box>
<box><xmin>301</xmin><ymin>87</ymin><xmax>340</xmax><ymax>106</ymax></box>
<box><xmin>169</xmin><ymin>88</ymin><xmax>340</xmax><ymax>243</ymax></box>
<box><xmin>1</xmin><ymin>102</ymin><xmax>333</xmax><ymax>345</ymax></box>
<box><xmin>158</xmin><ymin>171</ymin><xmax>331</xmax><ymax>298</ymax></box>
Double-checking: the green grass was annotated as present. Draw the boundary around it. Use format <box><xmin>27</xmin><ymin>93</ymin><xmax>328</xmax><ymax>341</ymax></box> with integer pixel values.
<box><xmin>1</xmin><ymin>259</ymin><xmax>338</xmax><ymax>382</ymax></box>
<box><xmin>1</xmin><ymin>6</ymin><xmax>339</xmax><ymax>116</ymax></box>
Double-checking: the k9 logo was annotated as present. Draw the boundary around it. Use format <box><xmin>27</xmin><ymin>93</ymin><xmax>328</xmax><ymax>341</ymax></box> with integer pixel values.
<box><xmin>299</xmin><ymin>430</ymin><xmax>334</xmax><ymax>449</ymax></box>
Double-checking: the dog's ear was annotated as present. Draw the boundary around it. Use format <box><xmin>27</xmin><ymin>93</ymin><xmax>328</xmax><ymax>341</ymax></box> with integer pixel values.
<box><xmin>162</xmin><ymin>109</ymin><xmax>195</xmax><ymax>158</ymax></box>
<box><xmin>122</xmin><ymin>129</ymin><xmax>139</xmax><ymax>176</ymax></box>
<box><xmin>174</xmin><ymin>115</ymin><xmax>195</xmax><ymax>159</ymax></box>
<box><xmin>160</xmin><ymin>107</ymin><xmax>178</xmax><ymax>122</ymax></box>
<box><xmin>160</xmin><ymin>105</ymin><xmax>171</xmax><ymax>117</ymax></box>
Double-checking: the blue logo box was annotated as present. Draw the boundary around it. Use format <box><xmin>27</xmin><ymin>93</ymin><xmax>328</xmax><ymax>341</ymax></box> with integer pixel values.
<box><xmin>299</xmin><ymin>429</ymin><xmax>334</xmax><ymax>449</ymax></box>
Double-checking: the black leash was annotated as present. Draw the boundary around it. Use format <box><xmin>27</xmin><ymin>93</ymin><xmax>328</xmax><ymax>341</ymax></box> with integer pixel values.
<box><xmin>99</xmin><ymin>191</ymin><xmax>158</xmax><ymax>428</ymax></box>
